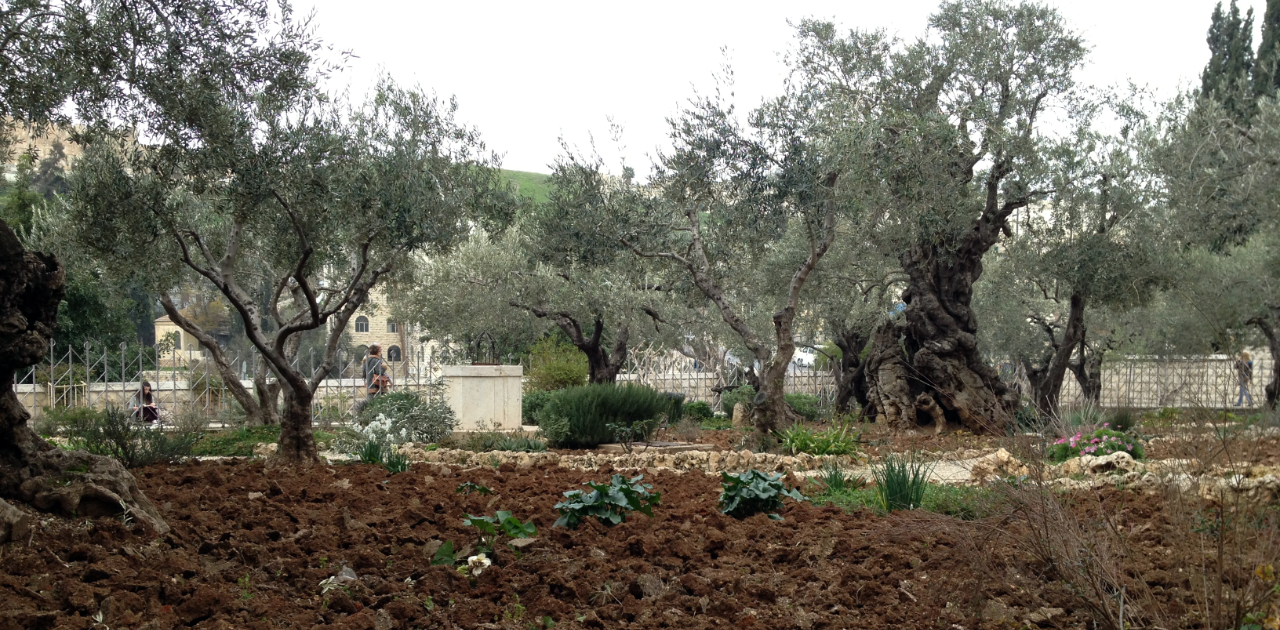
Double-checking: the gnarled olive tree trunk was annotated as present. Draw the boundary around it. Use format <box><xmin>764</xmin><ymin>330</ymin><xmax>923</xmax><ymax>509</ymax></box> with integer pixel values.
<box><xmin>1024</xmin><ymin>292</ymin><xmax>1086</xmax><ymax>419</ymax></box>
<box><xmin>0</xmin><ymin>223</ymin><xmax>167</xmax><ymax>538</ymax></box>
<box><xmin>1249</xmin><ymin>314</ymin><xmax>1280</xmax><ymax>410</ymax></box>
<box><xmin>831</xmin><ymin>328</ymin><xmax>871</xmax><ymax>416</ymax></box>
<box><xmin>867</xmin><ymin>240</ymin><xmax>1018</xmax><ymax>434</ymax></box>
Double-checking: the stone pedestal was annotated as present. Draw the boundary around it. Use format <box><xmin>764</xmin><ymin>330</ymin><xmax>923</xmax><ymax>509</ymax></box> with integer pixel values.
<box><xmin>442</xmin><ymin>365</ymin><xmax>523</xmax><ymax>432</ymax></box>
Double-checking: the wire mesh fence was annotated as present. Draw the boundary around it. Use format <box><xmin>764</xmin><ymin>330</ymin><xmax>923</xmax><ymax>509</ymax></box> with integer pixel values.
<box><xmin>13</xmin><ymin>341</ymin><xmax>1274</xmax><ymax>429</ymax></box>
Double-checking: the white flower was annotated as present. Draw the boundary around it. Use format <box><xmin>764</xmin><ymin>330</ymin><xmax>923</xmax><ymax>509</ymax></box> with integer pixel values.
<box><xmin>466</xmin><ymin>553</ymin><xmax>491</xmax><ymax>576</ymax></box>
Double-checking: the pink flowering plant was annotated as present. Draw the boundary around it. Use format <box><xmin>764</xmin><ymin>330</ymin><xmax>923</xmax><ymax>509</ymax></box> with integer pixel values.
<box><xmin>1046</xmin><ymin>424</ymin><xmax>1144</xmax><ymax>463</ymax></box>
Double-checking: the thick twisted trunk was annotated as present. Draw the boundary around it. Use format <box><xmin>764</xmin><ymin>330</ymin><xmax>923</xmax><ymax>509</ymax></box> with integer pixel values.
<box><xmin>868</xmin><ymin>243</ymin><xmax>1017</xmax><ymax>434</ymax></box>
<box><xmin>752</xmin><ymin>307</ymin><xmax>803</xmax><ymax>434</ymax></box>
<box><xmin>0</xmin><ymin>223</ymin><xmax>167</xmax><ymax>536</ymax></box>
<box><xmin>1025</xmin><ymin>292</ymin><xmax>1086</xmax><ymax>418</ymax></box>
<box><xmin>574</xmin><ymin>320</ymin><xmax>628</xmax><ymax>385</ymax></box>
<box><xmin>832</xmin><ymin>329</ymin><xmax>871</xmax><ymax>415</ymax></box>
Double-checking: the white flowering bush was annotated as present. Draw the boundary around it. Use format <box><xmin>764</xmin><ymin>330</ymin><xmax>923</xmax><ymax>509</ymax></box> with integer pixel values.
<box><xmin>337</xmin><ymin>383</ymin><xmax>459</xmax><ymax>454</ymax></box>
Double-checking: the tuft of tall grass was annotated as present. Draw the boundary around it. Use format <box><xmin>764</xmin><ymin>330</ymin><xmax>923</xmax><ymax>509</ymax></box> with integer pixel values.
<box><xmin>871</xmin><ymin>452</ymin><xmax>933</xmax><ymax>512</ymax></box>
<box><xmin>817</xmin><ymin>461</ymin><xmax>865</xmax><ymax>493</ymax></box>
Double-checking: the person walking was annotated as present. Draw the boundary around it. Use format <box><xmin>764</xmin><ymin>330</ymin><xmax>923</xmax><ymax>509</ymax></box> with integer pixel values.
<box><xmin>363</xmin><ymin>343</ymin><xmax>391</xmax><ymax>397</ymax></box>
<box><xmin>129</xmin><ymin>381</ymin><xmax>159</xmax><ymax>423</ymax></box>
<box><xmin>1234</xmin><ymin>351</ymin><xmax>1255</xmax><ymax>407</ymax></box>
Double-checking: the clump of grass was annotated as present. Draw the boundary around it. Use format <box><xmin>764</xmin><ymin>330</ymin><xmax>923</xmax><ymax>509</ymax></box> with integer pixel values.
<box><xmin>815</xmin><ymin>482</ymin><xmax>993</xmax><ymax>520</ymax></box>
<box><xmin>871</xmin><ymin>452</ymin><xmax>933</xmax><ymax>512</ymax></box>
<box><xmin>817</xmin><ymin>461</ymin><xmax>865</xmax><ymax>493</ymax></box>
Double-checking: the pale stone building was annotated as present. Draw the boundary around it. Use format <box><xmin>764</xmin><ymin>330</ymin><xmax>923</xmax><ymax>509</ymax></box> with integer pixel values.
<box><xmin>153</xmin><ymin>315</ymin><xmax>207</xmax><ymax>365</ymax></box>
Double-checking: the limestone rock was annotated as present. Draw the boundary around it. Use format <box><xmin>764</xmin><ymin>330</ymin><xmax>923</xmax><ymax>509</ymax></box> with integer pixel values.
<box><xmin>253</xmin><ymin>442</ymin><xmax>278</xmax><ymax>458</ymax></box>
<box><xmin>732</xmin><ymin>403</ymin><xmax>749</xmax><ymax>429</ymax></box>
<box><xmin>1059</xmin><ymin>451</ymin><xmax>1139</xmax><ymax>476</ymax></box>
<box><xmin>968</xmin><ymin>448</ymin><xmax>1029</xmax><ymax>482</ymax></box>
<box><xmin>0</xmin><ymin>498</ymin><xmax>33</xmax><ymax>544</ymax></box>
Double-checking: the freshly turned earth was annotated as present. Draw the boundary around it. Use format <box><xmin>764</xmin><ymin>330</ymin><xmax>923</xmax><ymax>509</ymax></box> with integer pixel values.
<box><xmin>0</xmin><ymin>459</ymin><xmax>1210</xmax><ymax>629</ymax></box>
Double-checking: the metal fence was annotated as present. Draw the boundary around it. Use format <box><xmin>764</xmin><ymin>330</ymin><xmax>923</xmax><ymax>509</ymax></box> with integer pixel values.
<box><xmin>13</xmin><ymin>341</ymin><xmax>1274</xmax><ymax>426</ymax></box>
<box><xmin>14</xmin><ymin>341</ymin><xmax>451</xmax><ymax>427</ymax></box>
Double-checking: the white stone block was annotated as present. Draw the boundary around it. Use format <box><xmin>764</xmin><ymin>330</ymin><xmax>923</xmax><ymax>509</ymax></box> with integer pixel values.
<box><xmin>441</xmin><ymin>365</ymin><xmax>523</xmax><ymax>431</ymax></box>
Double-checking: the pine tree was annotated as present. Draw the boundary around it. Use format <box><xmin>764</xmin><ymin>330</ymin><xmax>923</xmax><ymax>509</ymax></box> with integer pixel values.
<box><xmin>1255</xmin><ymin>0</ymin><xmax>1280</xmax><ymax>98</ymax></box>
<box><xmin>1202</xmin><ymin>0</ymin><xmax>1257</xmax><ymax>119</ymax></box>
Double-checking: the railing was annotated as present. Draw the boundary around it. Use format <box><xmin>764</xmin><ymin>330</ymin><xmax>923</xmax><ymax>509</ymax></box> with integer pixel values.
<box><xmin>13</xmin><ymin>341</ymin><xmax>1274</xmax><ymax>426</ymax></box>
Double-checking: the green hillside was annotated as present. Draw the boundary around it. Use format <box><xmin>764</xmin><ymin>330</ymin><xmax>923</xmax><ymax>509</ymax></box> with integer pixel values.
<box><xmin>502</xmin><ymin>170</ymin><xmax>552</xmax><ymax>204</ymax></box>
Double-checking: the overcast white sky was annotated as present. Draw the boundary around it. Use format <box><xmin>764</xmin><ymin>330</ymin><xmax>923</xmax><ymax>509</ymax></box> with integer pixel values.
<box><xmin>298</xmin><ymin>0</ymin><xmax>1266</xmax><ymax>174</ymax></box>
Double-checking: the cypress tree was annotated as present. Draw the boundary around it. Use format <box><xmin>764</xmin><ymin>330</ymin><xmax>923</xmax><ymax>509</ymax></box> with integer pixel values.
<box><xmin>1255</xmin><ymin>0</ymin><xmax>1280</xmax><ymax>98</ymax></box>
<box><xmin>1202</xmin><ymin>0</ymin><xmax>1257</xmax><ymax>119</ymax></box>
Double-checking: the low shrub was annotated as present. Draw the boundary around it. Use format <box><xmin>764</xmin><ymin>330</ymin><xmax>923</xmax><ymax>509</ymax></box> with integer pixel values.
<box><xmin>700</xmin><ymin>415</ymin><xmax>733</xmax><ymax>431</ymax></box>
<box><xmin>663</xmin><ymin>392</ymin><xmax>686</xmax><ymax>423</ymax></box>
<box><xmin>816</xmin><ymin>483</ymin><xmax>994</xmax><ymax>520</ymax></box>
<box><xmin>784</xmin><ymin>393</ymin><xmax>821</xmax><ymax>422</ymax></box>
<box><xmin>192</xmin><ymin>425</ymin><xmax>281</xmax><ymax>456</ymax></box>
<box><xmin>817</xmin><ymin>461</ymin><xmax>865</xmax><ymax>493</ymax></box>
<box><xmin>775</xmin><ymin>421</ymin><xmax>860</xmax><ymax>456</ymax></box>
<box><xmin>345</xmin><ymin>385</ymin><xmax>458</xmax><ymax>451</ymax></box>
<box><xmin>554</xmin><ymin>474</ymin><xmax>661</xmax><ymax>528</ymax></box>
<box><xmin>525</xmin><ymin>336</ymin><xmax>588</xmax><ymax>392</ymax></box>
<box><xmin>684</xmin><ymin>401</ymin><xmax>714</xmax><ymax>421</ymax></box>
<box><xmin>522</xmin><ymin>390</ymin><xmax>555</xmax><ymax>425</ymax></box>
<box><xmin>718</xmin><ymin>469</ymin><xmax>804</xmax><ymax>520</ymax></box>
<box><xmin>1105</xmin><ymin>408</ymin><xmax>1138</xmax><ymax>433</ymax></box>
<box><xmin>35</xmin><ymin>406</ymin><xmax>102</xmax><ymax>438</ymax></box>
<box><xmin>535</xmin><ymin>384</ymin><xmax>668</xmax><ymax>448</ymax></box>
<box><xmin>1047</xmin><ymin>427</ymin><xmax>1144</xmax><ymax>462</ymax></box>
<box><xmin>537</xmin><ymin>413</ymin><xmax>571</xmax><ymax>446</ymax></box>
<box><xmin>871</xmin><ymin>452</ymin><xmax>932</xmax><ymax>512</ymax></box>
<box><xmin>65</xmin><ymin>406</ymin><xmax>200</xmax><ymax>468</ymax></box>
<box><xmin>457</xmin><ymin>431</ymin><xmax>548</xmax><ymax>453</ymax></box>
<box><xmin>719</xmin><ymin>385</ymin><xmax>756</xmax><ymax>415</ymax></box>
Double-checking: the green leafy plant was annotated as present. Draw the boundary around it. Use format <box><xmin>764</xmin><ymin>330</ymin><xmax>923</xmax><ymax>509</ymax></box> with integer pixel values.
<box><xmin>525</xmin><ymin>336</ymin><xmax>588</xmax><ymax>392</ymax></box>
<box><xmin>192</xmin><ymin>425</ymin><xmax>285</xmax><ymax>456</ymax></box>
<box><xmin>463</xmin><ymin>511</ymin><xmax>537</xmax><ymax>552</ymax></box>
<box><xmin>719</xmin><ymin>385</ymin><xmax>756</xmax><ymax>415</ymax></box>
<box><xmin>683</xmin><ymin>401</ymin><xmax>714</xmax><ymax>421</ymax></box>
<box><xmin>522</xmin><ymin>390</ymin><xmax>555</xmax><ymax>425</ymax></box>
<box><xmin>663</xmin><ymin>392</ymin><xmax>685</xmax><ymax>423</ymax></box>
<box><xmin>1047</xmin><ymin>427</ymin><xmax>1144</xmax><ymax>462</ymax></box>
<box><xmin>383</xmin><ymin>449</ymin><xmax>411</xmax><ymax>474</ymax></box>
<box><xmin>535</xmin><ymin>384</ymin><xmax>669</xmax><ymax>448</ymax></box>
<box><xmin>457</xmin><ymin>430</ymin><xmax>547</xmax><ymax>453</ymax></box>
<box><xmin>64</xmin><ymin>406</ymin><xmax>199</xmax><ymax>468</ymax></box>
<box><xmin>553</xmin><ymin>474</ymin><xmax>661</xmax><ymax>528</ymax></box>
<box><xmin>817</xmin><ymin>461</ymin><xmax>865</xmax><ymax>493</ymax></box>
<box><xmin>455</xmin><ymin>481</ymin><xmax>492</xmax><ymax>495</ymax></box>
<box><xmin>784</xmin><ymin>393</ymin><xmax>821</xmax><ymax>422</ymax></box>
<box><xmin>359</xmin><ymin>439</ymin><xmax>385</xmax><ymax>465</ymax></box>
<box><xmin>430</xmin><ymin>541</ymin><xmax>456</xmax><ymax>566</ymax></box>
<box><xmin>718</xmin><ymin>470</ymin><xmax>804</xmax><ymax>520</ymax></box>
<box><xmin>700</xmin><ymin>415</ymin><xmax>733</xmax><ymax>431</ymax></box>
<box><xmin>606</xmin><ymin>417</ymin><xmax>663</xmax><ymax>454</ymax></box>
<box><xmin>775</xmin><ymin>420</ymin><xmax>860</xmax><ymax>455</ymax></box>
<box><xmin>871</xmin><ymin>452</ymin><xmax>933</xmax><ymax>512</ymax></box>
<box><xmin>1105</xmin><ymin>408</ymin><xmax>1138</xmax><ymax>433</ymax></box>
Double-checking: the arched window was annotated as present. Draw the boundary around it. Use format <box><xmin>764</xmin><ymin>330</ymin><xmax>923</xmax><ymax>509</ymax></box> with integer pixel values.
<box><xmin>387</xmin><ymin>320</ymin><xmax>397</xmax><ymax>333</ymax></box>
<box><xmin>387</xmin><ymin>345</ymin><xmax>402</xmax><ymax>362</ymax></box>
<box><xmin>355</xmin><ymin>316</ymin><xmax>369</xmax><ymax>333</ymax></box>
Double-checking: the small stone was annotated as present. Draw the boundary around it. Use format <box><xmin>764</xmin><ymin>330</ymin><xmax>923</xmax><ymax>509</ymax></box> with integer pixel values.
<box><xmin>247</xmin><ymin>492</ymin><xmax>265</xmax><ymax>500</ymax></box>
<box><xmin>507</xmin><ymin>538</ymin><xmax>538</xmax><ymax>549</ymax></box>
<box><xmin>252</xmin><ymin>442</ymin><xmax>278</xmax><ymax>458</ymax></box>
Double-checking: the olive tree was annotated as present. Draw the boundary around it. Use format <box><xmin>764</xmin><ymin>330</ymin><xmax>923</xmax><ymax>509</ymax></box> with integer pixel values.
<box><xmin>972</xmin><ymin>94</ymin><xmax>1172</xmax><ymax>418</ymax></box>
<box><xmin>57</xmin><ymin>77</ymin><xmax>514</xmax><ymax>465</ymax></box>
<box><xmin>796</xmin><ymin>1</ymin><xmax>1088</xmax><ymax>432</ymax></box>
<box><xmin>1</xmin><ymin>0</ymin><xmax>308</xmax><ymax>533</ymax></box>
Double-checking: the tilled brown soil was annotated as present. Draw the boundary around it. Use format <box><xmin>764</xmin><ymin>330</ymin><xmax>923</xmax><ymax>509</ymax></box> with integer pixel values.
<box><xmin>0</xmin><ymin>459</ymin><xmax>1232</xmax><ymax>630</ymax></box>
